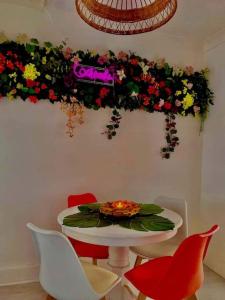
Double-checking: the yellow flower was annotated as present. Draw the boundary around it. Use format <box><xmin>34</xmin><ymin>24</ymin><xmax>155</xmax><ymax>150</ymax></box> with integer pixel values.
<box><xmin>182</xmin><ymin>79</ymin><xmax>188</xmax><ymax>86</ymax></box>
<box><xmin>16</xmin><ymin>83</ymin><xmax>23</xmax><ymax>89</ymax></box>
<box><xmin>7</xmin><ymin>89</ymin><xmax>17</xmax><ymax>101</ymax></box>
<box><xmin>45</xmin><ymin>74</ymin><xmax>52</xmax><ymax>80</ymax></box>
<box><xmin>42</xmin><ymin>57</ymin><xmax>47</xmax><ymax>64</ymax></box>
<box><xmin>23</xmin><ymin>63</ymin><xmax>40</xmax><ymax>80</ymax></box>
<box><xmin>183</xmin><ymin>87</ymin><xmax>188</xmax><ymax>94</ymax></box>
<box><xmin>182</xmin><ymin>93</ymin><xmax>194</xmax><ymax>110</ymax></box>
<box><xmin>0</xmin><ymin>31</ymin><xmax>8</xmax><ymax>43</ymax></box>
<box><xmin>175</xmin><ymin>90</ymin><xmax>182</xmax><ymax>96</ymax></box>
<box><xmin>90</xmin><ymin>50</ymin><xmax>97</xmax><ymax>57</ymax></box>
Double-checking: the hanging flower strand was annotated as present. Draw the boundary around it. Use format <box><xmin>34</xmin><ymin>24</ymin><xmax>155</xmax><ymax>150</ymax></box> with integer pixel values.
<box><xmin>61</xmin><ymin>96</ymin><xmax>85</xmax><ymax>137</ymax></box>
<box><xmin>161</xmin><ymin>114</ymin><xmax>179</xmax><ymax>159</ymax></box>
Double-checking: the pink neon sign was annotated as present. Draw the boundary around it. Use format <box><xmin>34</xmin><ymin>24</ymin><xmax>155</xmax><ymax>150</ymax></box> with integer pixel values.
<box><xmin>73</xmin><ymin>63</ymin><xmax>114</xmax><ymax>86</ymax></box>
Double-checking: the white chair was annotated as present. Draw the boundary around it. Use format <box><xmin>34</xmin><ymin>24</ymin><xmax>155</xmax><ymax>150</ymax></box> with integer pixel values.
<box><xmin>27</xmin><ymin>223</ymin><xmax>121</xmax><ymax>300</ymax></box>
<box><xmin>130</xmin><ymin>196</ymin><xmax>188</xmax><ymax>267</ymax></box>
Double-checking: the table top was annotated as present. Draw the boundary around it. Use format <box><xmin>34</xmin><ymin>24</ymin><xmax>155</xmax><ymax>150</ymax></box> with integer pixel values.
<box><xmin>58</xmin><ymin>206</ymin><xmax>183</xmax><ymax>247</ymax></box>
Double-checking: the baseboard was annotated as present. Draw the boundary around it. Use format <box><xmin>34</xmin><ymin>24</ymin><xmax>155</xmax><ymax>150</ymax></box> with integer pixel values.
<box><xmin>0</xmin><ymin>264</ymin><xmax>39</xmax><ymax>286</ymax></box>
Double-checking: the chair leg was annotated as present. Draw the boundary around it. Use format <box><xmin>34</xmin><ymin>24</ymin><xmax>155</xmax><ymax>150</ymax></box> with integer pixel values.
<box><xmin>93</xmin><ymin>258</ymin><xmax>97</xmax><ymax>265</ymax></box>
<box><xmin>134</xmin><ymin>255</ymin><xmax>143</xmax><ymax>267</ymax></box>
<box><xmin>137</xmin><ymin>292</ymin><xmax>146</xmax><ymax>300</ymax></box>
<box><xmin>100</xmin><ymin>297</ymin><xmax>107</xmax><ymax>300</ymax></box>
<box><xmin>46</xmin><ymin>295</ymin><xmax>56</xmax><ymax>300</ymax></box>
<box><xmin>185</xmin><ymin>294</ymin><xmax>198</xmax><ymax>300</ymax></box>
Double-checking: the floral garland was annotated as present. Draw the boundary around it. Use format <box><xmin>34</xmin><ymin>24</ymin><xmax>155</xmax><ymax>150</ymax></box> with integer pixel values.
<box><xmin>0</xmin><ymin>32</ymin><xmax>214</xmax><ymax>158</ymax></box>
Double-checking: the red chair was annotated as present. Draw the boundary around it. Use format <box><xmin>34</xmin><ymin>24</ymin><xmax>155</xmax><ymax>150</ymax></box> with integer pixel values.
<box><xmin>67</xmin><ymin>193</ymin><xmax>109</xmax><ymax>265</ymax></box>
<box><xmin>125</xmin><ymin>225</ymin><xmax>219</xmax><ymax>300</ymax></box>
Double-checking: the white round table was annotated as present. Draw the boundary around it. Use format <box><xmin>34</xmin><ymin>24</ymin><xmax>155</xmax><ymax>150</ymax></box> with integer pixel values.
<box><xmin>58</xmin><ymin>206</ymin><xmax>182</xmax><ymax>300</ymax></box>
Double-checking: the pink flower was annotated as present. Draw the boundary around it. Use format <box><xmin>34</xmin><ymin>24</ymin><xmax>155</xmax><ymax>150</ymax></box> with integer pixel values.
<box><xmin>117</xmin><ymin>51</ymin><xmax>128</xmax><ymax>61</ymax></box>
<box><xmin>187</xmin><ymin>83</ymin><xmax>193</xmax><ymax>89</ymax></box>
<box><xmin>193</xmin><ymin>106</ymin><xmax>200</xmax><ymax>113</ymax></box>
<box><xmin>98</xmin><ymin>54</ymin><xmax>109</xmax><ymax>65</ymax></box>
<box><xmin>185</xmin><ymin>66</ymin><xmax>194</xmax><ymax>76</ymax></box>
<box><xmin>159</xmin><ymin>99</ymin><xmax>165</xmax><ymax>107</ymax></box>
<box><xmin>64</xmin><ymin>47</ymin><xmax>72</xmax><ymax>60</ymax></box>
<box><xmin>175</xmin><ymin>99</ymin><xmax>182</xmax><ymax>107</ymax></box>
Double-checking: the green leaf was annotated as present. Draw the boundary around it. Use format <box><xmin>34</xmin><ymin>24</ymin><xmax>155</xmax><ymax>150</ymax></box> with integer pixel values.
<box><xmin>63</xmin><ymin>212</ymin><xmax>99</xmax><ymax>227</ymax></box>
<box><xmin>139</xmin><ymin>215</ymin><xmax>175</xmax><ymax>231</ymax></box>
<box><xmin>139</xmin><ymin>204</ymin><xmax>164</xmax><ymax>216</ymax></box>
<box><xmin>30</xmin><ymin>38</ymin><xmax>39</xmax><ymax>45</ymax></box>
<box><xmin>44</xmin><ymin>41</ymin><xmax>53</xmax><ymax>48</ymax></box>
<box><xmin>97</xmin><ymin>218</ymin><xmax>113</xmax><ymax>227</ymax></box>
<box><xmin>78</xmin><ymin>203</ymin><xmax>101</xmax><ymax>213</ymax></box>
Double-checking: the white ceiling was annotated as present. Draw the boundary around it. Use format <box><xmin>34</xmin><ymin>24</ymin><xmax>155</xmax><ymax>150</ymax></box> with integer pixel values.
<box><xmin>1</xmin><ymin>0</ymin><xmax>225</xmax><ymax>44</ymax></box>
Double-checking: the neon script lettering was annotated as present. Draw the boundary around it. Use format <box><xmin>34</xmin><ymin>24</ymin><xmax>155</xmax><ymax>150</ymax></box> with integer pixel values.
<box><xmin>73</xmin><ymin>63</ymin><xmax>114</xmax><ymax>84</ymax></box>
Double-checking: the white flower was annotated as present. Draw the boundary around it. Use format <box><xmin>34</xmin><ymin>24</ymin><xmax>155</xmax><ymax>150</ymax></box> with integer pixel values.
<box><xmin>117</xmin><ymin>69</ymin><xmax>126</xmax><ymax>81</ymax></box>
<box><xmin>139</xmin><ymin>62</ymin><xmax>149</xmax><ymax>75</ymax></box>
<box><xmin>130</xmin><ymin>91</ymin><xmax>138</xmax><ymax>97</ymax></box>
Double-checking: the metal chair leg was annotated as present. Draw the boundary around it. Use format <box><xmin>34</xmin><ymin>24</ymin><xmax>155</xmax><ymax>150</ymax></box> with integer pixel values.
<box><xmin>93</xmin><ymin>258</ymin><xmax>97</xmax><ymax>265</ymax></box>
<box><xmin>134</xmin><ymin>255</ymin><xmax>143</xmax><ymax>267</ymax></box>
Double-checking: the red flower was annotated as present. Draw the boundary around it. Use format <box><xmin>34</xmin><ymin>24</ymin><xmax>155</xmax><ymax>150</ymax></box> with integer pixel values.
<box><xmin>26</xmin><ymin>79</ymin><xmax>35</xmax><ymax>88</ymax></box>
<box><xmin>0</xmin><ymin>53</ymin><xmax>6</xmax><ymax>62</ymax></box>
<box><xmin>41</xmin><ymin>83</ymin><xmax>47</xmax><ymax>89</ymax></box>
<box><xmin>164</xmin><ymin>102</ymin><xmax>172</xmax><ymax>110</ymax></box>
<box><xmin>49</xmin><ymin>89</ymin><xmax>57</xmax><ymax>101</ymax></box>
<box><xmin>35</xmin><ymin>81</ymin><xmax>40</xmax><ymax>86</ymax></box>
<box><xmin>0</xmin><ymin>65</ymin><xmax>5</xmax><ymax>73</ymax></box>
<box><xmin>34</xmin><ymin>87</ymin><xmax>40</xmax><ymax>94</ymax></box>
<box><xmin>148</xmin><ymin>85</ymin><xmax>156</xmax><ymax>95</ymax></box>
<box><xmin>155</xmin><ymin>90</ymin><xmax>160</xmax><ymax>97</ymax></box>
<box><xmin>29</xmin><ymin>95</ymin><xmax>38</xmax><ymax>104</ymax></box>
<box><xmin>15</xmin><ymin>62</ymin><xmax>25</xmax><ymax>72</ymax></box>
<box><xmin>6</xmin><ymin>60</ymin><xmax>14</xmax><ymax>70</ymax></box>
<box><xmin>100</xmin><ymin>87</ymin><xmax>110</xmax><ymax>98</ymax></box>
<box><xmin>130</xmin><ymin>58</ymin><xmax>139</xmax><ymax>65</ymax></box>
<box><xmin>159</xmin><ymin>81</ymin><xmax>166</xmax><ymax>88</ymax></box>
<box><xmin>7</xmin><ymin>51</ymin><xmax>13</xmax><ymax>56</ymax></box>
<box><xmin>153</xmin><ymin>104</ymin><xmax>161</xmax><ymax>111</ymax></box>
<box><xmin>96</xmin><ymin>98</ymin><xmax>102</xmax><ymax>106</ymax></box>
<box><xmin>165</xmin><ymin>87</ymin><xmax>172</xmax><ymax>95</ymax></box>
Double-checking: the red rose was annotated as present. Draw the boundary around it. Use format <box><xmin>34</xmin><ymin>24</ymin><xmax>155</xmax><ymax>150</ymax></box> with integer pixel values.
<box><xmin>6</xmin><ymin>60</ymin><xmax>14</xmax><ymax>70</ymax></box>
<box><xmin>155</xmin><ymin>90</ymin><xmax>160</xmax><ymax>97</ymax></box>
<box><xmin>164</xmin><ymin>102</ymin><xmax>172</xmax><ymax>110</ymax></box>
<box><xmin>100</xmin><ymin>87</ymin><xmax>110</xmax><ymax>98</ymax></box>
<box><xmin>34</xmin><ymin>87</ymin><xmax>40</xmax><ymax>94</ymax></box>
<box><xmin>153</xmin><ymin>104</ymin><xmax>161</xmax><ymax>111</ymax></box>
<box><xmin>41</xmin><ymin>83</ymin><xmax>47</xmax><ymax>89</ymax></box>
<box><xmin>0</xmin><ymin>53</ymin><xmax>6</xmax><ymax>62</ymax></box>
<box><xmin>130</xmin><ymin>58</ymin><xmax>139</xmax><ymax>65</ymax></box>
<box><xmin>7</xmin><ymin>51</ymin><xmax>13</xmax><ymax>56</ymax></box>
<box><xmin>0</xmin><ymin>65</ymin><xmax>5</xmax><ymax>73</ymax></box>
<box><xmin>165</xmin><ymin>87</ymin><xmax>172</xmax><ymax>95</ymax></box>
<box><xmin>96</xmin><ymin>98</ymin><xmax>102</xmax><ymax>106</ymax></box>
<box><xmin>29</xmin><ymin>95</ymin><xmax>38</xmax><ymax>103</ymax></box>
<box><xmin>35</xmin><ymin>81</ymin><xmax>40</xmax><ymax>86</ymax></box>
<box><xmin>159</xmin><ymin>81</ymin><xmax>166</xmax><ymax>88</ymax></box>
<box><xmin>148</xmin><ymin>85</ymin><xmax>156</xmax><ymax>95</ymax></box>
<box><xmin>15</xmin><ymin>62</ymin><xmax>25</xmax><ymax>72</ymax></box>
<box><xmin>26</xmin><ymin>79</ymin><xmax>35</xmax><ymax>88</ymax></box>
<box><xmin>49</xmin><ymin>89</ymin><xmax>57</xmax><ymax>100</ymax></box>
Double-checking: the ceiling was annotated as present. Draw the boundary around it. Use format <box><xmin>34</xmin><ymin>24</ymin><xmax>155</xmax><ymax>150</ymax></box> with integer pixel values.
<box><xmin>1</xmin><ymin>0</ymin><xmax>225</xmax><ymax>44</ymax></box>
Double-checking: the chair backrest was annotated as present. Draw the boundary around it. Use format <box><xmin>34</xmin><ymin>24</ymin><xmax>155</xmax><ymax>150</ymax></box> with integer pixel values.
<box><xmin>27</xmin><ymin>223</ymin><xmax>99</xmax><ymax>300</ymax></box>
<box><xmin>68</xmin><ymin>193</ymin><xmax>97</xmax><ymax>208</ymax></box>
<box><xmin>158</xmin><ymin>225</ymin><xmax>219</xmax><ymax>300</ymax></box>
<box><xmin>154</xmin><ymin>196</ymin><xmax>188</xmax><ymax>241</ymax></box>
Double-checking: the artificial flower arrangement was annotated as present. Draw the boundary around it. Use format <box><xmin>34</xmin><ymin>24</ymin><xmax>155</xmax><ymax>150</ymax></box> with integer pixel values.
<box><xmin>0</xmin><ymin>32</ymin><xmax>214</xmax><ymax>158</ymax></box>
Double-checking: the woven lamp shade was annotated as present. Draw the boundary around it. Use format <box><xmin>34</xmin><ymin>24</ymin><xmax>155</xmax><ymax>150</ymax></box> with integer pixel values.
<box><xmin>75</xmin><ymin>0</ymin><xmax>177</xmax><ymax>35</ymax></box>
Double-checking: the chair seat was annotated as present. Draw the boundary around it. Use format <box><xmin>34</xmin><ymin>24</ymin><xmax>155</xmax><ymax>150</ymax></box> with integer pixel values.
<box><xmin>69</xmin><ymin>237</ymin><xmax>109</xmax><ymax>259</ymax></box>
<box><xmin>81</xmin><ymin>261</ymin><xmax>120</xmax><ymax>294</ymax></box>
<box><xmin>130</xmin><ymin>239</ymin><xmax>178</xmax><ymax>259</ymax></box>
<box><xmin>124</xmin><ymin>256</ymin><xmax>173</xmax><ymax>299</ymax></box>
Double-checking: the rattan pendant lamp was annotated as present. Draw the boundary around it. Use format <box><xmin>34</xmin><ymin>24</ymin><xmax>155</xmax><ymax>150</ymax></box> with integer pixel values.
<box><xmin>75</xmin><ymin>0</ymin><xmax>177</xmax><ymax>35</ymax></box>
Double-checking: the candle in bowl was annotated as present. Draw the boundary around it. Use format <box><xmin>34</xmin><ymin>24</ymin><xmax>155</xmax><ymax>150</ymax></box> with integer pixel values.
<box><xmin>112</xmin><ymin>200</ymin><xmax>127</xmax><ymax>209</ymax></box>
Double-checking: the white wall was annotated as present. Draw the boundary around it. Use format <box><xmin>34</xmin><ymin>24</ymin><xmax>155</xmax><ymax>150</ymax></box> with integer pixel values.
<box><xmin>201</xmin><ymin>35</ymin><xmax>225</xmax><ymax>278</ymax></box>
<box><xmin>0</xmin><ymin>2</ymin><xmax>204</xmax><ymax>284</ymax></box>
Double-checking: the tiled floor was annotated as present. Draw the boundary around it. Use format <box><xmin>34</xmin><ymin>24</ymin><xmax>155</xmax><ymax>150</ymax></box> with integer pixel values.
<box><xmin>0</xmin><ymin>266</ymin><xmax>224</xmax><ymax>300</ymax></box>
